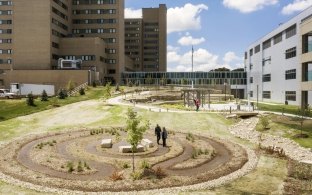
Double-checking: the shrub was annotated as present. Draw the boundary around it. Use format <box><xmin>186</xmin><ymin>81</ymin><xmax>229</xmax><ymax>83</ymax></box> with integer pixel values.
<box><xmin>58</xmin><ymin>89</ymin><xmax>67</xmax><ymax>99</ymax></box>
<box><xmin>41</xmin><ymin>90</ymin><xmax>48</xmax><ymax>101</ymax></box>
<box><xmin>122</xmin><ymin>162</ymin><xmax>130</xmax><ymax>169</ymax></box>
<box><xmin>260</xmin><ymin>116</ymin><xmax>269</xmax><ymax>130</ymax></box>
<box><xmin>140</xmin><ymin>160</ymin><xmax>151</xmax><ymax>169</ymax></box>
<box><xmin>79</xmin><ymin>88</ymin><xmax>85</xmax><ymax>95</ymax></box>
<box><xmin>84</xmin><ymin>161</ymin><xmax>91</xmax><ymax>170</ymax></box>
<box><xmin>92</xmin><ymin>81</ymin><xmax>97</xmax><ymax>88</ymax></box>
<box><xmin>154</xmin><ymin>167</ymin><xmax>167</xmax><ymax>179</ymax></box>
<box><xmin>109</xmin><ymin>171</ymin><xmax>124</xmax><ymax>181</ymax></box>
<box><xmin>186</xmin><ymin>132</ymin><xmax>195</xmax><ymax>142</ymax></box>
<box><xmin>66</xmin><ymin>80</ymin><xmax>76</xmax><ymax>91</ymax></box>
<box><xmin>77</xmin><ymin>161</ymin><xmax>83</xmax><ymax>172</ymax></box>
<box><xmin>26</xmin><ymin>93</ymin><xmax>35</xmax><ymax>106</ymax></box>
<box><xmin>67</xmin><ymin>162</ymin><xmax>74</xmax><ymax>173</ymax></box>
<box><xmin>130</xmin><ymin>170</ymin><xmax>142</xmax><ymax>180</ymax></box>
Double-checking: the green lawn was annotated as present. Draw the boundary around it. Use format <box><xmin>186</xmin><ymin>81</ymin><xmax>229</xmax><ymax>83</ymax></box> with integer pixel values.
<box><xmin>256</xmin><ymin>114</ymin><xmax>312</xmax><ymax>148</ymax></box>
<box><xmin>0</xmin><ymin>87</ymin><xmax>105</xmax><ymax>122</ymax></box>
<box><xmin>256</xmin><ymin>102</ymin><xmax>312</xmax><ymax>117</ymax></box>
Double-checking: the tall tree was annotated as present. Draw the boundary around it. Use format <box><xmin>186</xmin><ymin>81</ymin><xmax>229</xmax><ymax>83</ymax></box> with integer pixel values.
<box><xmin>126</xmin><ymin>108</ymin><xmax>149</xmax><ymax>172</ymax></box>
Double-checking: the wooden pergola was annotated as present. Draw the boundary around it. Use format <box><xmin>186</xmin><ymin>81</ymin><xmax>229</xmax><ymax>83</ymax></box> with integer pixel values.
<box><xmin>181</xmin><ymin>88</ymin><xmax>221</xmax><ymax>108</ymax></box>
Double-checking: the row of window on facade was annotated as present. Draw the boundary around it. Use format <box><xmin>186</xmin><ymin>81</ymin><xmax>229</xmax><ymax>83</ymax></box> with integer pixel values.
<box><xmin>249</xmin><ymin>47</ymin><xmax>296</xmax><ymax>70</ymax></box>
<box><xmin>250</xmin><ymin>90</ymin><xmax>296</xmax><ymax>101</ymax></box>
<box><xmin>0</xmin><ymin>1</ymin><xmax>12</xmax><ymax>6</ymax></box>
<box><xmin>249</xmin><ymin>69</ymin><xmax>297</xmax><ymax>83</ymax></box>
<box><xmin>73</xmin><ymin>0</ymin><xmax>116</xmax><ymax>5</ymax></box>
<box><xmin>245</xmin><ymin>24</ymin><xmax>297</xmax><ymax>59</ymax></box>
<box><xmin>73</xmin><ymin>9</ymin><xmax>116</xmax><ymax>15</ymax></box>
<box><xmin>72</xmin><ymin>19</ymin><xmax>117</xmax><ymax>24</ymax></box>
<box><xmin>72</xmin><ymin>28</ymin><xmax>116</xmax><ymax>34</ymax></box>
<box><xmin>60</xmin><ymin>55</ymin><xmax>116</xmax><ymax>64</ymax></box>
<box><xmin>0</xmin><ymin>58</ymin><xmax>11</xmax><ymax>64</ymax></box>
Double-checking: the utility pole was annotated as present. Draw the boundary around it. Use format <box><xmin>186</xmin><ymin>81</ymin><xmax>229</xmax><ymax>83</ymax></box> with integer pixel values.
<box><xmin>191</xmin><ymin>46</ymin><xmax>194</xmax><ymax>88</ymax></box>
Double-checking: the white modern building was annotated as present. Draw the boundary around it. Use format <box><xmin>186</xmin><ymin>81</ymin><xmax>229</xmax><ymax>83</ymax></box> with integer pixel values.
<box><xmin>245</xmin><ymin>6</ymin><xmax>312</xmax><ymax>108</ymax></box>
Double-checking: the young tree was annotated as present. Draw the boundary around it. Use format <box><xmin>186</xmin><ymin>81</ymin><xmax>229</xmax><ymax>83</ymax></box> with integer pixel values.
<box><xmin>126</xmin><ymin>108</ymin><xmax>149</xmax><ymax>172</ymax></box>
<box><xmin>260</xmin><ymin>115</ymin><xmax>269</xmax><ymax>130</ymax></box>
<box><xmin>58</xmin><ymin>89</ymin><xmax>67</xmax><ymax>99</ymax></box>
<box><xmin>26</xmin><ymin>93</ymin><xmax>35</xmax><ymax>106</ymax></box>
<box><xmin>296</xmin><ymin>106</ymin><xmax>311</xmax><ymax>136</ymax></box>
<box><xmin>41</xmin><ymin>90</ymin><xmax>48</xmax><ymax>101</ymax></box>
<box><xmin>79</xmin><ymin>87</ymin><xmax>85</xmax><ymax>95</ymax></box>
<box><xmin>103</xmin><ymin>82</ymin><xmax>112</xmax><ymax>100</ymax></box>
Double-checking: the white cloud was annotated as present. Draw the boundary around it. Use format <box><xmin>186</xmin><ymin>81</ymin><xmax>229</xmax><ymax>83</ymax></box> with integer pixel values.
<box><xmin>168</xmin><ymin>3</ymin><xmax>208</xmax><ymax>33</ymax></box>
<box><xmin>281</xmin><ymin>0</ymin><xmax>312</xmax><ymax>15</ymax></box>
<box><xmin>178</xmin><ymin>36</ymin><xmax>206</xmax><ymax>46</ymax></box>
<box><xmin>223</xmin><ymin>51</ymin><xmax>241</xmax><ymax>64</ymax></box>
<box><xmin>167</xmin><ymin>49</ymin><xmax>244</xmax><ymax>72</ymax></box>
<box><xmin>167</xmin><ymin>45</ymin><xmax>180</xmax><ymax>52</ymax></box>
<box><xmin>125</xmin><ymin>8</ymin><xmax>142</xmax><ymax>18</ymax></box>
<box><xmin>222</xmin><ymin>0</ymin><xmax>278</xmax><ymax>13</ymax></box>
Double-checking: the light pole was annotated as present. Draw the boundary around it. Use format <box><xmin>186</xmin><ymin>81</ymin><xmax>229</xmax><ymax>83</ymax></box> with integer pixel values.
<box><xmin>88</xmin><ymin>70</ymin><xmax>91</xmax><ymax>85</ymax></box>
<box><xmin>224</xmin><ymin>81</ymin><xmax>227</xmax><ymax>101</ymax></box>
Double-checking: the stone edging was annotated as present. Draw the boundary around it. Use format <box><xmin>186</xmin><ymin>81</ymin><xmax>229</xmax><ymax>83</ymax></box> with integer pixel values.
<box><xmin>228</xmin><ymin>117</ymin><xmax>312</xmax><ymax>164</ymax></box>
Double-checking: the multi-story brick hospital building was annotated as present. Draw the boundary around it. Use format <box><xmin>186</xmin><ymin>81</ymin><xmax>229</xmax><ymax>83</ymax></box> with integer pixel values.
<box><xmin>0</xmin><ymin>0</ymin><xmax>167</xmax><ymax>89</ymax></box>
<box><xmin>245</xmin><ymin>6</ymin><xmax>312</xmax><ymax>108</ymax></box>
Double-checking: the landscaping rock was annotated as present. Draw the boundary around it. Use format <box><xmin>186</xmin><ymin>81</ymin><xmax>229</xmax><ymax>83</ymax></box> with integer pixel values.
<box><xmin>118</xmin><ymin>144</ymin><xmax>145</xmax><ymax>153</ymax></box>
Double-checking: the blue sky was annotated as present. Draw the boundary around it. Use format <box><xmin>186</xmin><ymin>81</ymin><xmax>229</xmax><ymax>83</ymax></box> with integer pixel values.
<box><xmin>125</xmin><ymin>0</ymin><xmax>312</xmax><ymax>72</ymax></box>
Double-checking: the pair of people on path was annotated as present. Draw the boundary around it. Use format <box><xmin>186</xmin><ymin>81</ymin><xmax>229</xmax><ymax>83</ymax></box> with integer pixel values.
<box><xmin>155</xmin><ymin>124</ymin><xmax>168</xmax><ymax>147</ymax></box>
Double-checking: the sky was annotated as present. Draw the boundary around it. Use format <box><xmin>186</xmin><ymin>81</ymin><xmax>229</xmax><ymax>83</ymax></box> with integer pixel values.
<box><xmin>125</xmin><ymin>0</ymin><xmax>312</xmax><ymax>72</ymax></box>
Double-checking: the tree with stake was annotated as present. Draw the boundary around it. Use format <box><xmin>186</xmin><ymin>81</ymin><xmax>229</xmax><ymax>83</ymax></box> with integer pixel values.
<box><xmin>126</xmin><ymin>108</ymin><xmax>149</xmax><ymax>172</ymax></box>
<box><xmin>103</xmin><ymin>82</ymin><xmax>112</xmax><ymax>100</ymax></box>
<box><xmin>296</xmin><ymin>106</ymin><xmax>311</xmax><ymax>138</ymax></box>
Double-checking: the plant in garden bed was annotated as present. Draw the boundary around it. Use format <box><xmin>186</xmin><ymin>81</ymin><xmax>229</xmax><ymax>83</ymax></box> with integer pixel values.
<box><xmin>153</xmin><ymin>166</ymin><xmax>167</xmax><ymax>179</ymax></box>
<box><xmin>260</xmin><ymin>115</ymin><xmax>270</xmax><ymax>130</ymax></box>
<box><xmin>67</xmin><ymin>162</ymin><xmax>74</xmax><ymax>173</ymax></box>
<box><xmin>110</xmin><ymin>171</ymin><xmax>124</xmax><ymax>181</ymax></box>
<box><xmin>130</xmin><ymin>170</ymin><xmax>143</xmax><ymax>181</ymax></box>
<box><xmin>186</xmin><ymin>132</ymin><xmax>195</xmax><ymax>142</ymax></box>
<box><xmin>41</xmin><ymin>90</ymin><xmax>48</xmax><ymax>101</ymax></box>
<box><xmin>140</xmin><ymin>160</ymin><xmax>151</xmax><ymax>169</ymax></box>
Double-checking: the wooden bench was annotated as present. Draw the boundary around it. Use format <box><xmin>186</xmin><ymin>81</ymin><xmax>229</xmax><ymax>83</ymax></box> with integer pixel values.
<box><xmin>101</xmin><ymin>139</ymin><xmax>112</xmax><ymax>148</ymax></box>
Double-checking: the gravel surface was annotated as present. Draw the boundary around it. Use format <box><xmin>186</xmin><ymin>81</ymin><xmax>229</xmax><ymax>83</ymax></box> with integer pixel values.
<box><xmin>228</xmin><ymin>117</ymin><xmax>312</xmax><ymax>164</ymax></box>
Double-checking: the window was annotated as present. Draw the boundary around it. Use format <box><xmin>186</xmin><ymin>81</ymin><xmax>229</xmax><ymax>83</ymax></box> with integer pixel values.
<box><xmin>52</xmin><ymin>42</ymin><xmax>59</xmax><ymax>48</ymax></box>
<box><xmin>249</xmin><ymin>48</ymin><xmax>253</xmax><ymax>56</ymax></box>
<box><xmin>285</xmin><ymin>91</ymin><xmax>296</xmax><ymax>101</ymax></box>
<box><xmin>262</xmin><ymin>74</ymin><xmax>271</xmax><ymax>82</ymax></box>
<box><xmin>0</xmin><ymin>1</ymin><xmax>13</xmax><ymax>6</ymax></box>
<box><xmin>273</xmin><ymin>32</ymin><xmax>282</xmax><ymax>44</ymax></box>
<box><xmin>255</xmin><ymin>45</ymin><xmax>260</xmax><ymax>53</ymax></box>
<box><xmin>262</xmin><ymin>39</ymin><xmax>271</xmax><ymax>50</ymax></box>
<box><xmin>249</xmin><ymin>63</ymin><xmax>253</xmax><ymax>70</ymax></box>
<box><xmin>0</xmin><ymin>39</ymin><xmax>12</xmax><ymax>43</ymax></box>
<box><xmin>250</xmin><ymin>91</ymin><xmax>253</xmax><ymax>97</ymax></box>
<box><xmin>105</xmin><ymin>59</ymin><xmax>116</xmax><ymax>64</ymax></box>
<box><xmin>263</xmin><ymin>91</ymin><xmax>271</xmax><ymax>99</ymax></box>
<box><xmin>108</xmin><ymin>69</ymin><xmax>116</xmax><ymax>74</ymax></box>
<box><xmin>285</xmin><ymin>69</ymin><xmax>296</xmax><ymax>80</ymax></box>
<box><xmin>244</xmin><ymin>52</ymin><xmax>247</xmax><ymax>59</ymax></box>
<box><xmin>250</xmin><ymin>77</ymin><xmax>253</xmax><ymax>83</ymax></box>
<box><xmin>286</xmin><ymin>24</ymin><xmax>296</xmax><ymax>39</ymax></box>
<box><xmin>285</xmin><ymin>47</ymin><xmax>296</xmax><ymax>59</ymax></box>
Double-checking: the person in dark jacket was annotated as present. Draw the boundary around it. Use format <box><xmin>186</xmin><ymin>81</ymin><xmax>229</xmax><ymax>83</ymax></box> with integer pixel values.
<box><xmin>155</xmin><ymin>124</ymin><xmax>161</xmax><ymax>145</ymax></box>
<box><xmin>162</xmin><ymin>127</ymin><xmax>168</xmax><ymax>147</ymax></box>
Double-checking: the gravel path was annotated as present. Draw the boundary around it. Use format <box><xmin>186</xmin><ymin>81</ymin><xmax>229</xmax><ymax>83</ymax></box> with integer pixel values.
<box><xmin>228</xmin><ymin>117</ymin><xmax>312</xmax><ymax>164</ymax></box>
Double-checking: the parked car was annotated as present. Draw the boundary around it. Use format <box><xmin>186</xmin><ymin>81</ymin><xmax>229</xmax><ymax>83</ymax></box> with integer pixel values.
<box><xmin>0</xmin><ymin>89</ymin><xmax>15</xmax><ymax>99</ymax></box>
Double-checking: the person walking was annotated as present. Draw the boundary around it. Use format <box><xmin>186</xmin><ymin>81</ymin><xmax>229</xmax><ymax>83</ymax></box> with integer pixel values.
<box><xmin>155</xmin><ymin>124</ymin><xmax>161</xmax><ymax>145</ymax></box>
<box><xmin>162</xmin><ymin>127</ymin><xmax>168</xmax><ymax>147</ymax></box>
